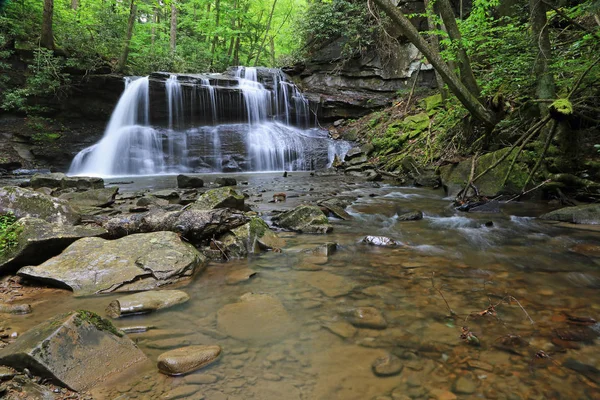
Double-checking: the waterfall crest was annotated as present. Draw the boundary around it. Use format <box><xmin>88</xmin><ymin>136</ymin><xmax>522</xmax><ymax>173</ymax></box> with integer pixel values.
<box><xmin>69</xmin><ymin>67</ymin><xmax>350</xmax><ymax>177</ymax></box>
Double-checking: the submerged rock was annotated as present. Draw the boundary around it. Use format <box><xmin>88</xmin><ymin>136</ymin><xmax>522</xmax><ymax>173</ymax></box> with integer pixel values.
<box><xmin>177</xmin><ymin>174</ymin><xmax>204</xmax><ymax>188</ymax></box>
<box><xmin>157</xmin><ymin>345</ymin><xmax>221</xmax><ymax>376</ymax></box>
<box><xmin>18</xmin><ymin>231</ymin><xmax>204</xmax><ymax>297</ymax></box>
<box><xmin>225</xmin><ymin>268</ymin><xmax>258</xmax><ymax>285</ymax></box>
<box><xmin>58</xmin><ymin>187</ymin><xmax>118</xmax><ymax>208</ymax></box>
<box><xmin>0</xmin><ymin>217</ymin><xmax>107</xmax><ymax>274</ymax></box>
<box><xmin>362</xmin><ymin>236</ymin><xmax>400</xmax><ymax>246</ymax></box>
<box><xmin>217</xmin><ymin>293</ymin><xmax>295</xmax><ymax>344</ymax></box>
<box><xmin>0</xmin><ymin>186</ymin><xmax>80</xmax><ymax>225</ymax></box>
<box><xmin>372</xmin><ymin>353</ymin><xmax>403</xmax><ymax>376</ymax></box>
<box><xmin>190</xmin><ymin>186</ymin><xmax>245</xmax><ymax>211</ymax></box>
<box><xmin>396</xmin><ymin>210</ymin><xmax>423</xmax><ymax>221</ymax></box>
<box><xmin>0</xmin><ymin>303</ymin><xmax>32</xmax><ymax>314</ymax></box>
<box><xmin>273</xmin><ymin>205</ymin><xmax>332</xmax><ymax>233</ymax></box>
<box><xmin>106</xmin><ymin>290</ymin><xmax>190</xmax><ymax>318</ymax></box>
<box><xmin>103</xmin><ymin>208</ymin><xmax>248</xmax><ymax>241</ymax></box>
<box><xmin>0</xmin><ymin>310</ymin><xmax>147</xmax><ymax>391</ymax></box>
<box><xmin>341</xmin><ymin>307</ymin><xmax>388</xmax><ymax>329</ymax></box>
<box><xmin>540</xmin><ymin>204</ymin><xmax>600</xmax><ymax>225</ymax></box>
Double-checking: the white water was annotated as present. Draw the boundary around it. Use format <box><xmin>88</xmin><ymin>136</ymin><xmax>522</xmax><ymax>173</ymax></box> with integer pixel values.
<box><xmin>69</xmin><ymin>68</ymin><xmax>349</xmax><ymax>177</ymax></box>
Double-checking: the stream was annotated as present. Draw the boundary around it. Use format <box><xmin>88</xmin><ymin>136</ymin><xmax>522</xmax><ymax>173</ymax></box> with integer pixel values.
<box><xmin>3</xmin><ymin>172</ymin><xmax>600</xmax><ymax>399</ymax></box>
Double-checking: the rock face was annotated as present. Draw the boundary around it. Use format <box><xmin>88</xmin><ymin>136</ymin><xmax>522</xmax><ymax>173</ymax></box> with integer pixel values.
<box><xmin>103</xmin><ymin>208</ymin><xmax>248</xmax><ymax>241</ymax></box>
<box><xmin>30</xmin><ymin>173</ymin><xmax>104</xmax><ymax>190</ymax></box>
<box><xmin>217</xmin><ymin>293</ymin><xmax>295</xmax><ymax>344</ymax></box>
<box><xmin>273</xmin><ymin>205</ymin><xmax>332</xmax><ymax>233</ymax></box>
<box><xmin>157</xmin><ymin>345</ymin><xmax>221</xmax><ymax>376</ymax></box>
<box><xmin>106</xmin><ymin>290</ymin><xmax>190</xmax><ymax>318</ymax></box>
<box><xmin>284</xmin><ymin>40</ymin><xmax>435</xmax><ymax>121</ymax></box>
<box><xmin>439</xmin><ymin>148</ymin><xmax>530</xmax><ymax>197</ymax></box>
<box><xmin>0</xmin><ymin>310</ymin><xmax>147</xmax><ymax>391</ymax></box>
<box><xmin>0</xmin><ymin>217</ymin><xmax>107</xmax><ymax>274</ymax></box>
<box><xmin>190</xmin><ymin>187</ymin><xmax>245</xmax><ymax>211</ymax></box>
<box><xmin>177</xmin><ymin>174</ymin><xmax>204</xmax><ymax>188</ymax></box>
<box><xmin>18</xmin><ymin>231</ymin><xmax>204</xmax><ymax>296</ymax></box>
<box><xmin>0</xmin><ymin>186</ymin><xmax>80</xmax><ymax>225</ymax></box>
<box><xmin>58</xmin><ymin>187</ymin><xmax>118</xmax><ymax>208</ymax></box>
<box><xmin>540</xmin><ymin>204</ymin><xmax>600</xmax><ymax>225</ymax></box>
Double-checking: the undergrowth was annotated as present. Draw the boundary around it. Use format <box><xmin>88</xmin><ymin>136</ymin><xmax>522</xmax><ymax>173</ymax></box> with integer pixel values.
<box><xmin>0</xmin><ymin>213</ymin><xmax>21</xmax><ymax>257</ymax></box>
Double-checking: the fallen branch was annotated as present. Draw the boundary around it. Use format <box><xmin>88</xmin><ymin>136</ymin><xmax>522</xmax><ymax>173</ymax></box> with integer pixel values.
<box><xmin>431</xmin><ymin>272</ymin><xmax>456</xmax><ymax>317</ymax></box>
<box><xmin>506</xmin><ymin>179</ymin><xmax>551</xmax><ymax>203</ymax></box>
<box><xmin>522</xmin><ymin>120</ymin><xmax>558</xmax><ymax>191</ymax></box>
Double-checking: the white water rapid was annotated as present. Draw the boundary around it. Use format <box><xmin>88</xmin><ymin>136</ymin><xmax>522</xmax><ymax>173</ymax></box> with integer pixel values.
<box><xmin>69</xmin><ymin>67</ymin><xmax>350</xmax><ymax>177</ymax></box>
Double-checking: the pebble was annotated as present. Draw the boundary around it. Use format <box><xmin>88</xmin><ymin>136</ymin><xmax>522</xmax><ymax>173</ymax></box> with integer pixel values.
<box><xmin>162</xmin><ymin>385</ymin><xmax>198</xmax><ymax>399</ymax></box>
<box><xmin>230</xmin><ymin>359</ymin><xmax>244</xmax><ymax>369</ymax></box>
<box><xmin>263</xmin><ymin>373</ymin><xmax>281</xmax><ymax>381</ymax></box>
<box><xmin>372</xmin><ymin>353</ymin><xmax>404</xmax><ymax>376</ymax></box>
<box><xmin>453</xmin><ymin>376</ymin><xmax>477</xmax><ymax>394</ymax></box>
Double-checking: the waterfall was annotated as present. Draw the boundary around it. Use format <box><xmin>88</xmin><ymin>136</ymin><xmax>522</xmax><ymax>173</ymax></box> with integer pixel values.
<box><xmin>69</xmin><ymin>68</ymin><xmax>350</xmax><ymax>177</ymax></box>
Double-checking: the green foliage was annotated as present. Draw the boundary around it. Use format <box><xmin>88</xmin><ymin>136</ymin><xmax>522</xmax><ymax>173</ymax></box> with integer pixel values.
<box><xmin>0</xmin><ymin>213</ymin><xmax>20</xmax><ymax>257</ymax></box>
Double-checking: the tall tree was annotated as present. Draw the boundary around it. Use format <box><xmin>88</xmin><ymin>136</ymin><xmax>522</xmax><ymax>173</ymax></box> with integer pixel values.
<box><xmin>41</xmin><ymin>0</ymin><xmax>54</xmax><ymax>49</ymax></box>
<box><xmin>372</xmin><ymin>0</ymin><xmax>495</xmax><ymax>127</ymax></box>
<box><xmin>170</xmin><ymin>1</ymin><xmax>177</xmax><ymax>53</ymax></box>
<box><xmin>210</xmin><ymin>0</ymin><xmax>221</xmax><ymax>67</ymax></box>
<box><xmin>117</xmin><ymin>0</ymin><xmax>137</xmax><ymax>73</ymax></box>
<box><xmin>254</xmin><ymin>0</ymin><xmax>278</xmax><ymax>66</ymax></box>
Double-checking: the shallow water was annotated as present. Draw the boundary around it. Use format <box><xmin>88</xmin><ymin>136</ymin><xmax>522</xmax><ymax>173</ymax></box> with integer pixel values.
<box><xmin>4</xmin><ymin>175</ymin><xmax>600</xmax><ymax>399</ymax></box>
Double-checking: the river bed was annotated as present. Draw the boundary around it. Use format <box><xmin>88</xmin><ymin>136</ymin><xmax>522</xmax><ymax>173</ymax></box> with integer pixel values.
<box><xmin>3</xmin><ymin>173</ymin><xmax>600</xmax><ymax>399</ymax></box>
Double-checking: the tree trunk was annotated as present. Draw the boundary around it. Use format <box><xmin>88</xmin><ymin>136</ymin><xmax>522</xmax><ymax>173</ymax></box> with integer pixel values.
<box><xmin>254</xmin><ymin>0</ymin><xmax>278</xmax><ymax>66</ymax></box>
<box><xmin>530</xmin><ymin>0</ymin><xmax>555</xmax><ymax>111</ymax></box>
<box><xmin>210</xmin><ymin>0</ymin><xmax>221</xmax><ymax>68</ymax></box>
<box><xmin>117</xmin><ymin>0</ymin><xmax>136</xmax><ymax>73</ymax></box>
<box><xmin>41</xmin><ymin>0</ymin><xmax>54</xmax><ymax>50</ymax></box>
<box><xmin>269</xmin><ymin>36</ymin><xmax>276</xmax><ymax>66</ymax></box>
<box><xmin>71</xmin><ymin>0</ymin><xmax>79</xmax><ymax>10</ymax></box>
<box><xmin>437</xmin><ymin>0</ymin><xmax>481</xmax><ymax>97</ymax></box>
<box><xmin>151</xmin><ymin>7</ymin><xmax>157</xmax><ymax>47</ymax></box>
<box><xmin>423</xmin><ymin>0</ymin><xmax>447</xmax><ymax>100</ymax></box>
<box><xmin>373</xmin><ymin>0</ymin><xmax>495</xmax><ymax>127</ymax></box>
<box><xmin>170</xmin><ymin>1</ymin><xmax>177</xmax><ymax>53</ymax></box>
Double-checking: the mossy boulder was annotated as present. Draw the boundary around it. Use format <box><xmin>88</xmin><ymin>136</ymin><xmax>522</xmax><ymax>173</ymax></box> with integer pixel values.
<box><xmin>221</xmin><ymin>217</ymin><xmax>286</xmax><ymax>257</ymax></box>
<box><xmin>540</xmin><ymin>204</ymin><xmax>600</xmax><ymax>225</ymax></box>
<box><xmin>0</xmin><ymin>310</ymin><xmax>147</xmax><ymax>391</ymax></box>
<box><xmin>421</xmin><ymin>94</ymin><xmax>443</xmax><ymax>114</ymax></box>
<box><xmin>273</xmin><ymin>205</ymin><xmax>332</xmax><ymax>234</ymax></box>
<box><xmin>18</xmin><ymin>231</ymin><xmax>205</xmax><ymax>297</ymax></box>
<box><xmin>0</xmin><ymin>217</ymin><xmax>107</xmax><ymax>274</ymax></box>
<box><xmin>59</xmin><ymin>187</ymin><xmax>119</xmax><ymax>208</ymax></box>
<box><xmin>190</xmin><ymin>187</ymin><xmax>245</xmax><ymax>211</ymax></box>
<box><xmin>439</xmin><ymin>148</ymin><xmax>530</xmax><ymax>197</ymax></box>
<box><xmin>30</xmin><ymin>173</ymin><xmax>104</xmax><ymax>190</ymax></box>
<box><xmin>0</xmin><ymin>186</ymin><xmax>80</xmax><ymax>225</ymax></box>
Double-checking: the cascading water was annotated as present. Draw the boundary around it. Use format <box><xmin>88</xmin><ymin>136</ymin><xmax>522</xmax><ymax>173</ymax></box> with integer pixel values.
<box><xmin>69</xmin><ymin>67</ymin><xmax>350</xmax><ymax>177</ymax></box>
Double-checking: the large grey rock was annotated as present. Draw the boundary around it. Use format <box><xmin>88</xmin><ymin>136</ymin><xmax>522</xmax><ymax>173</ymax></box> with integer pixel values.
<box><xmin>58</xmin><ymin>187</ymin><xmax>119</xmax><ymax>208</ymax></box>
<box><xmin>221</xmin><ymin>217</ymin><xmax>285</xmax><ymax>257</ymax></box>
<box><xmin>217</xmin><ymin>293</ymin><xmax>295</xmax><ymax>344</ymax></box>
<box><xmin>540</xmin><ymin>204</ymin><xmax>600</xmax><ymax>225</ymax></box>
<box><xmin>0</xmin><ymin>186</ymin><xmax>80</xmax><ymax>225</ymax></box>
<box><xmin>0</xmin><ymin>310</ymin><xmax>147</xmax><ymax>391</ymax></box>
<box><xmin>18</xmin><ymin>231</ymin><xmax>204</xmax><ymax>297</ymax></box>
<box><xmin>0</xmin><ymin>217</ymin><xmax>107</xmax><ymax>274</ymax></box>
<box><xmin>30</xmin><ymin>173</ymin><xmax>104</xmax><ymax>190</ymax></box>
<box><xmin>157</xmin><ymin>345</ymin><xmax>221</xmax><ymax>376</ymax></box>
<box><xmin>103</xmin><ymin>208</ymin><xmax>248</xmax><ymax>241</ymax></box>
<box><xmin>190</xmin><ymin>187</ymin><xmax>245</xmax><ymax>211</ymax></box>
<box><xmin>106</xmin><ymin>290</ymin><xmax>190</xmax><ymax>318</ymax></box>
<box><xmin>273</xmin><ymin>205</ymin><xmax>332</xmax><ymax>233</ymax></box>
<box><xmin>177</xmin><ymin>174</ymin><xmax>204</xmax><ymax>188</ymax></box>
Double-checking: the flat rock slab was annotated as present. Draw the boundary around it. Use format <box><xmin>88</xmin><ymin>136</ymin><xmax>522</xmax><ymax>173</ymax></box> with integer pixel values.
<box><xmin>273</xmin><ymin>205</ymin><xmax>333</xmax><ymax>233</ymax></box>
<box><xmin>157</xmin><ymin>345</ymin><xmax>222</xmax><ymax>376</ymax></box>
<box><xmin>225</xmin><ymin>268</ymin><xmax>258</xmax><ymax>285</ymax></box>
<box><xmin>59</xmin><ymin>187</ymin><xmax>119</xmax><ymax>208</ymax></box>
<box><xmin>0</xmin><ymin>186</ymin><xmax>80</xmax><ymax>225</ymax></box>
<box><xmin>0</xmin><ymin>217</ymin><xmax>107</xmax><ymax>274</ymax></box>
<box><xmin>0</xmin><ymin>310</ymin><xmax>147</xmax><ymax>392</ymax></box>
<box><xmin>297</xmin><ymin>271</ymin><xmax>357</xmax><ymax>297</ymax></box>
<box><xmin>190</xmin><ymin>187</ymin><xmax>245</xmax><ymax>211</ymax></box>
<box><xmin>540</xmin><ymin>204</ymin><xmax>600</xmax><ymax>225</ymax></box>
<box><xmin>106</xmin><ymin>290</ymin><xmax>190</xmax><ymax>318</ymax></box>
<box><xmin>217</xmin><ymin>293</ymin><xmax>295</xmax><ymax>344</ymax></box>
<box><xmin>30</xmin><ymin>173</ymin><xmax>104</xmax><ymax>190</ymax></box>
<box><xmin>18</xmin><ymin>231</ymin><xmax>204</xmax><ymax>297</ymax></box>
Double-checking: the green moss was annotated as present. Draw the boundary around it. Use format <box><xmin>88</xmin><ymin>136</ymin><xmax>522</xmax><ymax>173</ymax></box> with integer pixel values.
<box><xmin>75</xmin><ymin>310</ymin><xmax>123</xmax><ymax>337</ymax></box>
<box><xmin>421</xmin><ymin>94</ymin><xmax>443</xmax><ymax>114</ymax></box>
<box><xmin>32</xmin><ymin>132</ymin><xmax>61</xmax><ymax>143</ymax></box>
<box><xmin>550</xmin><ymin>98</ymin><xmax>572</xmax><ymax>115</ymax></box>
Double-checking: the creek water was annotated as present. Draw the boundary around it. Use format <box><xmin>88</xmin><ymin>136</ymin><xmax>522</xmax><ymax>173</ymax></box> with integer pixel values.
<box><xmin>4</xmin><ymin>173</ymin><xmax>600</xmax><ymax>399</ymax></box>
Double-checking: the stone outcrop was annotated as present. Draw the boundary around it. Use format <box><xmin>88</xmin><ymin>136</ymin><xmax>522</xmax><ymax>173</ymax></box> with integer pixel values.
<box><xmin>540</xmin><ymin>204</ymin><xmax>600</xmax><ymax>225</ymax></box>
<box><xmin>0</xmin><ymin>186</ymin><xmax>80</xmax><ymax>225</ymax></box>
<box><xmin>0</xmin><ymin>310</ymin><xmax>147</xmax><ymax>392</ymax></box>
<box><xmin>30</xmin><ymin>173</ymin><xmax>104</xmax><ymax>190</ymax></box>
<box><xmin>0</xmin><ymin>217</ymin><xmax>107</xmax><ymax>274</ymax></box>
<box><xmin>18</xmin><ymin>231</ymin><xmax>204</xmax><ymax>296</ymax></box>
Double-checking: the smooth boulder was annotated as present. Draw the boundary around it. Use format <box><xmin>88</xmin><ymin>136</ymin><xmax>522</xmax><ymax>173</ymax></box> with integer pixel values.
<box><xmin>221</xmin><ymin>217</ymin><xmax>285</xmax><ymax>257</ymax></box>
<box><xmin>18</xmin><ymin>231</ymin><xmax>204</xmax><ymax>297</ymax></box>
<box><xmin>273</xmin><ymin>205</ymin><xmax>332</xmax><ymax>233</ymax></box>
<box><xmin>0</xmin><ymin>186</ymin><xmax>80</xmax><ymax>225</ymax></box>
<box><xmin>190</xmin><ymin>187</ymin><xmax>245</xmax><ymax>211</ymax></box>
<box><xmin>540</xmin><ymin>204</ymin><xmax>600</xmax><ymax>225</ymax></box>
<box><xmin>0</xmin><ymin>217</ymin><xmax>107</xmax><ymax>274</ymax></box>
<box><xmin>157</xmin><ymin>345</ymin><xmax>221</xmax><ymax>376</ymax></box>
<box><xmin>177</xmin><ymin>174</ymin><xmax>204</xmax><ymax>189</ymax></box>
<box><xmin>106</xmin><ymin>290</ymin><xmax>190</xmax><ymax>318</ymax></box>
<box><xmin>0</xmin><ymin>310</ymin><xmax>147</xmax><ymax>391</ymax></box>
